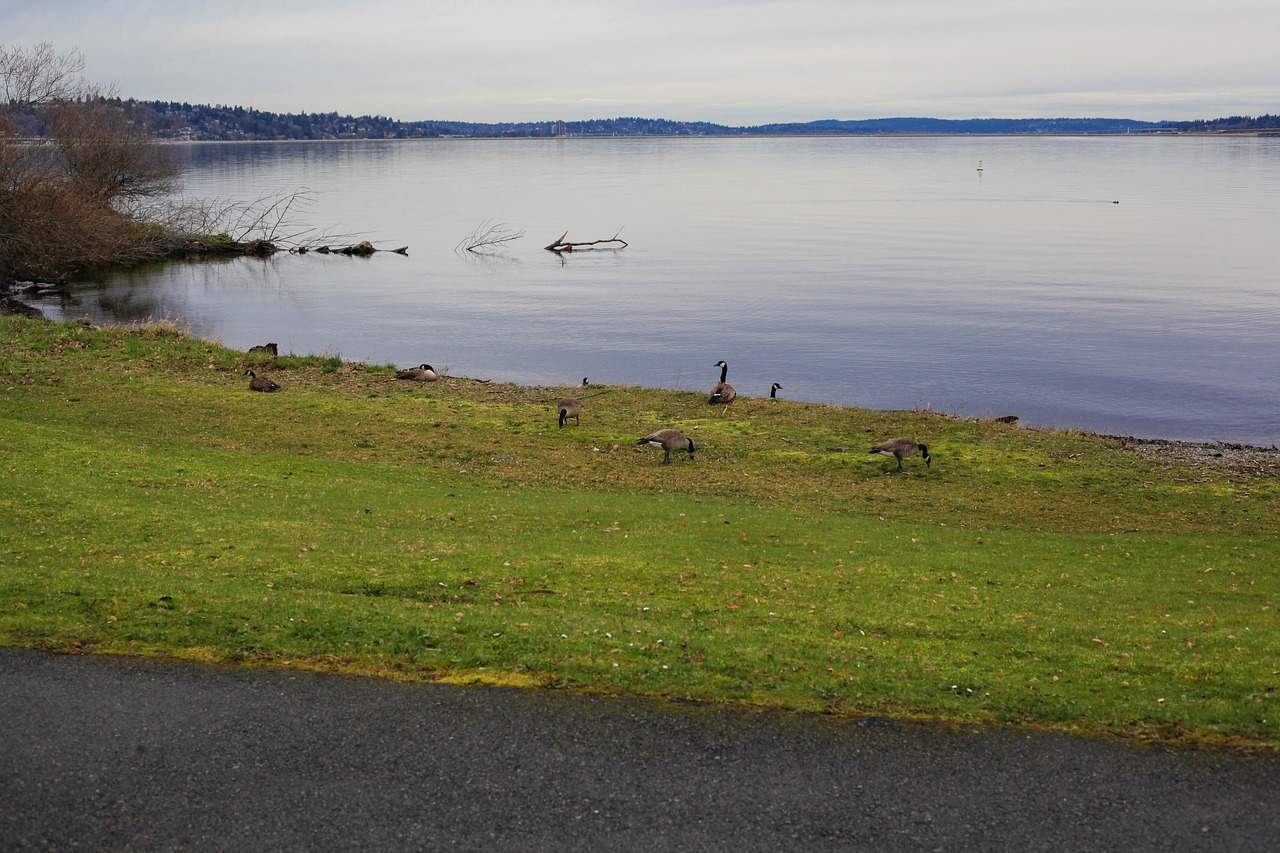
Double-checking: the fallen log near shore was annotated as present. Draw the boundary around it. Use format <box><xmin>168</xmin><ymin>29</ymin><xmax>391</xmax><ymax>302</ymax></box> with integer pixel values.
<box><xmin>303</xmin><ymin>241</ymin><xmax>409</xmax><ymax>256</ymax></box>
<box><xmin>180</xmin><ymin>238</ymin><xmax>279</xmax><ymax>258</ymax></box>
<box><xmin>178</xmin><ymin>238</ymin><xmax>408</xmax><ymax>259</ymax></box>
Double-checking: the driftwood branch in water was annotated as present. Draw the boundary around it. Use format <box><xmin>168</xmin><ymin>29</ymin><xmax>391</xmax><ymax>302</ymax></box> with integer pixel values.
<box><xmin>544</xmin><ymin>229</ymin><xmax>628</xmax><ymax>253</ymax></box>
<box><xmin>458</xmin><ymin>220</ymin><xmax>525</xmax><ymax>254</ymax></box>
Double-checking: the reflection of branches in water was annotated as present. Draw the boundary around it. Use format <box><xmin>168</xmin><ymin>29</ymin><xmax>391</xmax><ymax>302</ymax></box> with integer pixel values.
<box><xmin>94</xmin><ymin>290</ymin><xmax>172</xmax><ymax>325</ymax></box>
<box><xmin>456</xmin><ymin>220</ymin><xmax>525</xmax><ymax>256</ymax></box>
<box><xmin>163</xmin><ymin>188</ymin><xmax>358</xmax><ymax>250</ymax></box>
<box><xmin>44</xmin><ymin>254</ymin><xmax>307</xmax><ymax>327</ymax></box>
<box><xmin>458</xmin><ymin>248</ymin><xmax>522</xmax><ymax>266</ymax></box>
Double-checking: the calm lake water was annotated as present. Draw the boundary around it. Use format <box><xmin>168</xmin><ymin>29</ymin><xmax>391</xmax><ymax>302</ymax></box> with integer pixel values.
<box><xmin>32</xmin><ymin>136</ymin><xmax>1280</xmax><ymax>446</ymax></box>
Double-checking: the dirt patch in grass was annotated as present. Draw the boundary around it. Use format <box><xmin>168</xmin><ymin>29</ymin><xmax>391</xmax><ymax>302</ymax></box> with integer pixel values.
<box><xmin>1106</xmin><ymin>435</ymin><xmax>1280</xmax><ymax>477</ymax></box>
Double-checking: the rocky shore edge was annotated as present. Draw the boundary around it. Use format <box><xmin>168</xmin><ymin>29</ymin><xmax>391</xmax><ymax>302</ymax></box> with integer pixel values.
<box><xmin>1105</xmin><ymin>435</ymin><xmax>1280</xmax><ymax>477</ymax></box>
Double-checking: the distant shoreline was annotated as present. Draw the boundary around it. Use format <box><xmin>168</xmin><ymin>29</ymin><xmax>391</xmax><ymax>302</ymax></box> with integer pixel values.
<box><xmin>156</xmin><ymin>130</ymin><xmax>1279</xmax><ymax>144</ymax></box>
<box><xmin>2</xmin><ymin>301</ymin><xmax>1277</xmax><ymax>463</ymax></box>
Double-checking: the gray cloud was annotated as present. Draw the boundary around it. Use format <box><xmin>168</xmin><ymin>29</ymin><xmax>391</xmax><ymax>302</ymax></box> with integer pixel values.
<box><xmin>7</xmin><ymin>0</ymin><xmax>1277</xmax><ymax>122</ymax></box>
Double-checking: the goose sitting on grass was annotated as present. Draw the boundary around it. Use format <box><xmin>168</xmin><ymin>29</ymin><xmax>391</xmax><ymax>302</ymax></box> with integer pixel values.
<box><xmin>244</xmin><ymin>369</ymin><xmax>281</xmax><ymax>392</ymax></box>
<box><xmin>396</xmin><ymin>363</ymin><xmax>439</xmax><ymax>382</ymax></box>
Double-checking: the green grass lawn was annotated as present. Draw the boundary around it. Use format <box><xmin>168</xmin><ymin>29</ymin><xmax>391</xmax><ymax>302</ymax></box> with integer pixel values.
<box><xmin>2</xmin><ymin>314</ymin><xmax>1277</xmax><ymax>750</ymax></box>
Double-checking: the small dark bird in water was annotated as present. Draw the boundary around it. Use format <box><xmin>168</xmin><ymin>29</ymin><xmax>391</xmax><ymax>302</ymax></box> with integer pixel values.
<box><xmin>709</xmin><ymin>360</ymin><xmax>736</xmax><ymax>405</ymax></box>
<box><xmin>244</xmin><ymin>369</ymin><xmax>280</xmax><ymax>392</ymax></box>
<box><xmin>769</xmin><ymin>382</ymin><xmax>783</xmax><ymax>399</ymax></box>
<box><xmin>870</xmin><ymin>437</ymin><xmax>930</xmax><ymax>472</ymax></box>
<box><xmin>557</xmin><ymin>397</ymin><xmax>582</xmax><ymax>428</ymax></box>
<box><xmin>248</xmin><ymin>342</ymin><xmax>278</xmax><ymax>356</ymax></box>
<box><xmin>396</xmin><ymin>363</ymin><xmax>439</xmax><ymax>382</ymax></box>
<box><xmin>637</xmin><ymin>429</ymin><xmax>696</xmax><ymax>464</ymax></box>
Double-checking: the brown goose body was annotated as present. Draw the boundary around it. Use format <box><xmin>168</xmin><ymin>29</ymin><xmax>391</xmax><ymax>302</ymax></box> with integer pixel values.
<box><xmin>247</xmin><ymin>342</ymin><xmax>278</xmax><ymax>356</ymax></box>
<box><xmin>244</xmin><ymin>369</ymin><xmax>280</xmax><ymax>392</ymax></box>
<box><xmin>557</xmin><ymin>397</ymin><xmax>582</xmax><ymax>428</ymax></box>
<box><xmin>709</xmin><ymin>360</ymin><xmax>736</xmax><ymax>405</ymax></box>
<box><xmin>637</xmin><ymin>429</ymin><xmax>696</xmax><ymax>464</ymax></box>
<box><xmin>870</xmin><ymin>437</ymin><xmax>930</xmax><ymax>472</ymax></box>
<box><xmin>396</xmin><ymin>363</ymin><xmax>439</xmax><ymax>382</ymax></box>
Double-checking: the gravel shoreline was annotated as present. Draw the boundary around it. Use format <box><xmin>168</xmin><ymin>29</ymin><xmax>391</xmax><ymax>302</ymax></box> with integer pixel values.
<box><xmin>1104</xmin><ymin>434</ymin><xmax>1280</xmax><ymax>477</ymax></box>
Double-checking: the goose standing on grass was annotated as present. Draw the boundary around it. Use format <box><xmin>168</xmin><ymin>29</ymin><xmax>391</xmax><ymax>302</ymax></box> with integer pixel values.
<box><xmin>579</xmin><ymin>377</ymin><xmax>590</xmax><ymax>388</ymax></box>
<box><xmin>769</xmin><ymin>383</ymin><xmax>783</xmax><ymax>399</ymax></box>
<box><xmin>244</xmin><ymin>369</ymin><xmax>281</xmax><ymax>392</ymax></box>
<box><xmin>709</xmin><ymin>361</ymin><xmax>736</xmax><ymax>405</ymax></box>
<box><xmin>396</xmin><ymin>363</ymin><xmax>439</xmax><ymax>382</ymax></box>
<box><xmin>870</xmin><ymin>437</ymin><xmax>930</xmax><ymax>472</ymax></box>
<box><xmin>557</xmin><ymin>397</ymin><xmax>582</xmax><ymax>428</ymax></box>
<box><xmin>636</xmin><ymin>429</ymin><xmax>696</xmax><ymax>464</ymax></box>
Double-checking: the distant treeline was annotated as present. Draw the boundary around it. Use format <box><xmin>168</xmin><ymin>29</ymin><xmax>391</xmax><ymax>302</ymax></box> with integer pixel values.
<box><xmin>84</xmin><ymin>99</ymin><xmax>1278</xmax><ymax>140</ymax></box>
<box><xmin>109</xmin><ymin>101</ymin><xmax>1164</xmax><ymax>140</ymax></box>
<box><xmin>1161</xmin><ymin>114</ymin><xmax>1279</xmax><ymax>132</ymax></box>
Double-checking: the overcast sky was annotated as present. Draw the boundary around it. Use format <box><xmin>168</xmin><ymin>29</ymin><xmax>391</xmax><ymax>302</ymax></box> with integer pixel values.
<box><xmin>6</xmin><ymin>0</ymin><xmax>1277</xmax><ymax>124</ymax></box>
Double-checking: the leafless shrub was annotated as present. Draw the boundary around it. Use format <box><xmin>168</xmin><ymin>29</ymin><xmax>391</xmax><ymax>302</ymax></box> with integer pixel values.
<box><xmin>2</xmin><ymin>42</ymin><xmax>371</xmax><ymax>281</ymax></box>
<box><xmin>1</xmin><ymin>42</ymin><xmax>186</xmax><ymax>280</ymax></box>
<box><xmin>0</xmin><ymin>42</ymin><xmax>88</xmax><ymax>114</ymax></box>
<box><xmin>172</xmin><ymin>188</ymin><xmax>354</xmax><ymax>250</ymax></box>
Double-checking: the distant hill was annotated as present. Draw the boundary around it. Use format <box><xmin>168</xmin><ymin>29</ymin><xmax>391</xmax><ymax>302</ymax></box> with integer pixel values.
<box><xmin>105</xmin><ymin>100</ymin><xmax>1271</xmax><ymax>141</ymax></box>
<box><xmin>115</xmin><ymin>101</ymin><xmax>1165</xmax><ymax>141</ymax></box>
<box><xmin>747</xmin><ymin>117</ymin><xmax>1162</xmax><ymax>135</ymax></box>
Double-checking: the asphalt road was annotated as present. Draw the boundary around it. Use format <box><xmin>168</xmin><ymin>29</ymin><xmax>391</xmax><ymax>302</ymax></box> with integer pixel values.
<box><xmin>2</xmin><ymin>647</ymin><xmax>1278</xmax><ymax>851</ymax></box>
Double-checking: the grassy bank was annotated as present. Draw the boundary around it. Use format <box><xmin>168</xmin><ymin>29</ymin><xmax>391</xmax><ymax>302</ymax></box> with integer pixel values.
<box><xmin>2</xmin><ymin>315</ymin><xmax>1277</xmax><ymax>750</ymax></box>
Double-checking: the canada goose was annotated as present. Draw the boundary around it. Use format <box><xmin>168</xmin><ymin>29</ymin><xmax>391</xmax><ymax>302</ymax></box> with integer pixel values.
<box><xmin>769</xmin><ymin>383</ymin><xmax>783</xmax><ymax>399</ymax></box>
<box><xmin>396</xmin><ymin>363</ymin><xmax>439</xmax><ymax>382</ymax></box>
<box><xmin>244</xmin><ymin>369</ymin><xmax>280</xmax><ymax>392</ymax></box>
<box><xmin>557</xmin><ymin>397</ymin><xmax>581</xmax><ymax>428</ymax></box>
<box><xmin>709</xmin><ymin>360</ymin><xmax>736</xmax><ymax>405</ymax></box>
<box><xmin>870</xmin><ymin>437</ymin><xmax>930</xmax><ymax>472</ymax></box>
<box><xmin>247</xmin><ymin>342</ymin><xmax>278</xmax><ymax>356</ymax></box>
<box><xmin>636</xmin><ymin>429</ymin><xmax>696</xmax><ymax>464</ymax></box>
<box><xmin>580</xmin><ymin>377</ymin><xmax>590</xmax><ymax>388</ymax></box>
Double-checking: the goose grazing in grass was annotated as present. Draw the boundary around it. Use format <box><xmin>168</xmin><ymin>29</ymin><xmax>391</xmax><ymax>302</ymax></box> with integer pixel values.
<box><xmin>579</xmin><ymin>377</ymin><xmax>590</xmax><ymax>388</ymax></box>
<box><xmin>396</xmin><ymin>363</ymin><xmax>439</xmax><ymax>382</ymax></box>
<box><xmin>557</xmin><ymin>397</ymin><xmax>582</xmax><ymax>428</ymax></box>
<box><xmin>244</xmin><ymin>369</ymin><xmax>281</xmax><ymax>392</ymax></box>
<box><xmin>769</xmin><ymin>382</ymin><xmax>783</xmax><ymax>399</ymax></box>
<box><xmin>870</xmin><ymin>437</ymin><xmax>930</xmax><ymax>472</ymax></box>
<box><xmin>709</xmin><ymin>360</ymin><xmax>736</xmax><ymax>405</ymax></box>
<box><xmin>247</xmin><ymin>342</ymin><xmax>278</xmax><ymax>356</ymax></box>
<box><xmin>636</xmin><ymin>429</ymin><xmax>696</xmax><ymax>464</ymax></box>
